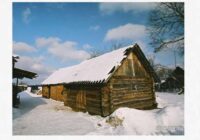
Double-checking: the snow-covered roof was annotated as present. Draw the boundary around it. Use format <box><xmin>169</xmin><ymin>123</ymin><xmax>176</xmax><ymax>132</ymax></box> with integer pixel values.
<box><xmin>42</xmin><ymin>44</ymin><xmax>159</xmax><ymax>85</ymax></box>
<box><xmin>42</xmin><ymin>45</ymin><xmax>134</xmax><ymax>85</ymax></box>
<box><xmin>13</xmin><ymin>54</ymin><xmax>19</xmax><ymax>57</ymax></box>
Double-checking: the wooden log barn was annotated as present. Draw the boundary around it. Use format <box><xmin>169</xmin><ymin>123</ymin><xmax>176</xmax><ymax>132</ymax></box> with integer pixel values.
<box><xmin>42</xmin><ymin>44</ymin><xmax>160</xmax><ymax>116</ymax></box>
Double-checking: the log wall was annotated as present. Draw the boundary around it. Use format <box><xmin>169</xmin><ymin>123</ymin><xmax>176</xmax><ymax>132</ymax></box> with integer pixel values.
<box><xmin>63</xmin><ymin>86</ymin><xmax>102</xmax><ymax>116</ymax></box>
<box><xmin>49</xmin><ymin>85</ymin><xmax>64</xmax><ymax>101</ymax></box>
<box><xmin>43</xmin><ymin>52</ymin><xmax>157</xmax><ymax>117</ymax></box>
<box><xmin>42</xmin><ymin>85</ymin><xmax>64</xmax><ymax>101</ymax></box>
<box><xmin>107</xmin><ymin>52</ymin><xmax>157</xmax><ymax>114</ymax></box>
<box><xmin>42</xmin><ymin>86</ymin><xmax>50</xmax><ymax>98</ymax></box>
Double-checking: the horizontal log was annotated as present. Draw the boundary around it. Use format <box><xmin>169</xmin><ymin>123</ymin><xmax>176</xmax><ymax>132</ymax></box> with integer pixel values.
<box><xmin>86</xmin><ymin>102</ymin><xmax>101</xmax><ymax>108</ymax></box>
<box><xmin>113</xmin><ymin>101</ymin><xmax>155</xmax><ymax>110</ymax></box>
<box><xmin>111</xmin><ymin>95</ymin><xmax>151</xmax><ymax>101</ymax></box>
<box><xmin>111</xmin><ymin>82</ymin><xmax>152</xmax><ymax>87</ymax></box>
<box><xmin>112</xmin><ymin>97</ymin><xmax>154</xmax><ymax>106</ymax></box>
<box><xmin>112</xmin><ymin>96</ymin><xmax>153</xmax><ymax>103</ymax></box>
<box><xmin>116</xmin><ymin>94</ymin><xmax>153</xmax><ymax>100</ymax></box>
<box><xmin>113</xmin><ymin>101</ymin><xmax>154</xmax><ymax>109</ymax></box>
<box><xmin>111</xmin><ymin>88</ymin><xmax>152</xmax><ymax>93</ymax></box>
<box><xmin>86</xmin><ymin>94</ymin><xmax>101</xmax><ymax>98</ymax></box>
<box><xmin>86</xmin><ymin>106</ymin><xmax>102</xmax><ymax>114</ymax></box>
<box><xmin>126</xmin><ymin>101</ymin><xmax>154</xmax><ymax>108</ymax></box>
<box><xmin>111</xmin><ymin>83</ymin><xmax>152</xmax><ymax>87</ymax></box>
<box><xmin>86</xmin><ymin>97</ymin><xmax>101</xmax><ymax>102</ymax></box>
<box><xmin>111</xmin><ymin>77</ymin><xmax>152</xmax><ymax>82</ymax></box>
<box><xmin>111</xmin><ymin>90</ymin><xmax>152</xmax><ymax>96</ymax></box>
<box><xmin>112</xmin><ymin>101</ymin><xmax>155</xmax><ymax>111</ymax></box>
<box><xmin>111</xmin><ymin>83</ymin><xmax>152</xmax><ymax>89</ymax></box>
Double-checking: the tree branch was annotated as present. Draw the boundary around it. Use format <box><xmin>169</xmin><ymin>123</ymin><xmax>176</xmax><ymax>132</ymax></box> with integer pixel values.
<box><xmin>154</xmin><ymin>37</ymin><xmax>184</xmax><ymax>52</ymax></box>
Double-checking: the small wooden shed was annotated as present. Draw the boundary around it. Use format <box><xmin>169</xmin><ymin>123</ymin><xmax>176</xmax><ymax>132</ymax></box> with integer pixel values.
<box><xmin>42</xmin><ymin>44</ymin><xmax>159</xmax><ymax>116</ymax></box>
<box><xmin>13</xmin><ymin>56</ymin><xmax>37</xmax><ymax>107</ymax></box>
<box><xmin>160</xmin><ymin>66</ymin><xmax>184</xmax><ymax>92</ymax></box>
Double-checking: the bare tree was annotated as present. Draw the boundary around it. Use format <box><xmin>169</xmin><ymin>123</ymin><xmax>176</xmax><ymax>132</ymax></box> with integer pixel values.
<box><xmin>89</xmin><ymin>50</ymin><xmax>103</xmax><ymax>59</ymax></box>
<box><xmin>89</xmin><ymin>41</ymin><xmax>131</xmax><ymax>59</ymax></box>
<box><xmin>110</xmin><ymin>41</ymin><xmax>129</xmax><ymax>51</ymax></box>
<box><xmin>147</xmin><ymin>54</ymin><xmax>155</xmax><ymax>68</ymax></box>
<box><xmin>148</xmin><ymin>3</ymin><xmax>184</xmax><ymax>54</ymax></box>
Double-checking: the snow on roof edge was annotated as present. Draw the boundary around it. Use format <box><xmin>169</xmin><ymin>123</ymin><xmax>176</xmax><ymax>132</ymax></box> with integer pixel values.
<box><xmin>42</xmin><ymin>44</ymin><xmax>135</xmax><ymax>85</ymax></box>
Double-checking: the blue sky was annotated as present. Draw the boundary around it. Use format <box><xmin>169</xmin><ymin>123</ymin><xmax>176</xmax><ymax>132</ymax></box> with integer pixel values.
<box><xmin>13</xmin><ymin>2</ymin><xmax>184</xmax><ymax>84</ymax></box>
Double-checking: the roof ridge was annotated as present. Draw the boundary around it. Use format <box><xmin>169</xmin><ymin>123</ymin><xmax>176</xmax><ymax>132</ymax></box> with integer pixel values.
<box><xmin>57</xmin><ymin>44</ymin><xmax>134</xmax><ymax>71</ymax></box>
<box><xmin>42</xmin><ymin>43</ymin><xmax>149</xmax><ymax>85</ymax></box>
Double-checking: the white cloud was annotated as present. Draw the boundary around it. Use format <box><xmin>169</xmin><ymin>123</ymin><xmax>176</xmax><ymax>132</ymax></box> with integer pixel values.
<box><xmin>15</xmin><ymin>56</ymin><xmax>50</xmax><ymax>74</ymax></box>
<box><xmin>13</xmin><ymin>37</ymin><xmax>91</xmax><ymax>83</ymax></box>
<box><xmin>13</xmin><ymin>41</ymin><xmax>36</xmax><ymax>53</ymax></box>
<box><xmin>48</xmin><ymin>42</ymin><xmax>90</xmax><ymax>61</ymax></box>
<box><xmin>22</xmin><ymin>8</ymin><xmax>31</xmax><ymax>24</ymax></box>
<box><xmin>89</xmin><ymin>25</ymin><xmax>100</xmax><ymax>31</ymax></box>
<box><xmin>15</xmin><ymin>55</ymin><xmax>55</xmax><ymax>84</ymax></box>
<box><xmin>36</xmin><ymin>37</ymin><xmax>90</xmax><ymax>62</ymax></box>
<box><xmin>99</xmin><ymin>3</ymin><xmax>157</xmax><ymax>15</ymax></box>
<box><xmin>36</xmin><ymin>37</ymin><xmax>61</xmax><ymax>47</ymax></box>
<box><xmin>83</xmin><ymin>44</ymin><xmax>93</xmax><ymax>50</ymax></box>
<box><xmin>105</xmin><ymin>23</ymin><xmax>147</xmax><ymax>41</ymax></box>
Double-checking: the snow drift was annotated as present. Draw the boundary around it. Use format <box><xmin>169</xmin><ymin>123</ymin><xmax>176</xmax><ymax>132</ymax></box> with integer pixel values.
<box><xmin>90</xmin><ymin>92</ymin><xmax>184</xmax><ymax>135</ymax></box>
<box><xmin>13</xmin><ymin>91</ymin><xmax>184</xmax><ymax>135</ymax></box>
<box><xmin>100</xmin><ymin>106</ymin><xmax>184</xmax><ymax>135</ymax></box>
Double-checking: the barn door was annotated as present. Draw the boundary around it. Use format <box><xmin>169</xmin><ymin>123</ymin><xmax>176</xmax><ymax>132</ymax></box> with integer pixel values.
<box><xmin>76</xmin><ymin>90</ymin><xmax>86</xmax><ymax>110</ymax></box>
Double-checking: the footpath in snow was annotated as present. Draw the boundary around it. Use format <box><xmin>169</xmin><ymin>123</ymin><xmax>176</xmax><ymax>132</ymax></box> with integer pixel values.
<box><xmin>13</xmin><ymin>90</ymin><xmax>184</xmax><ymax>135</ymax></box>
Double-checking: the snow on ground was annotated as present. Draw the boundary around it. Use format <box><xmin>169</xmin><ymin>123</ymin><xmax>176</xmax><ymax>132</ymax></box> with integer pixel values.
<box><xmin>13</xmin><ymin>91</ymin><xmax>184</xmax><ymax>135</ymax></box>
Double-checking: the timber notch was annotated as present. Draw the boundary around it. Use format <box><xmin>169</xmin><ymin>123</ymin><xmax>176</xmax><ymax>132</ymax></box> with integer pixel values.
<box><xmin>42</xmin><ymin>44</ymin><xmax>160</xmax><ymax>116</ymax></box>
